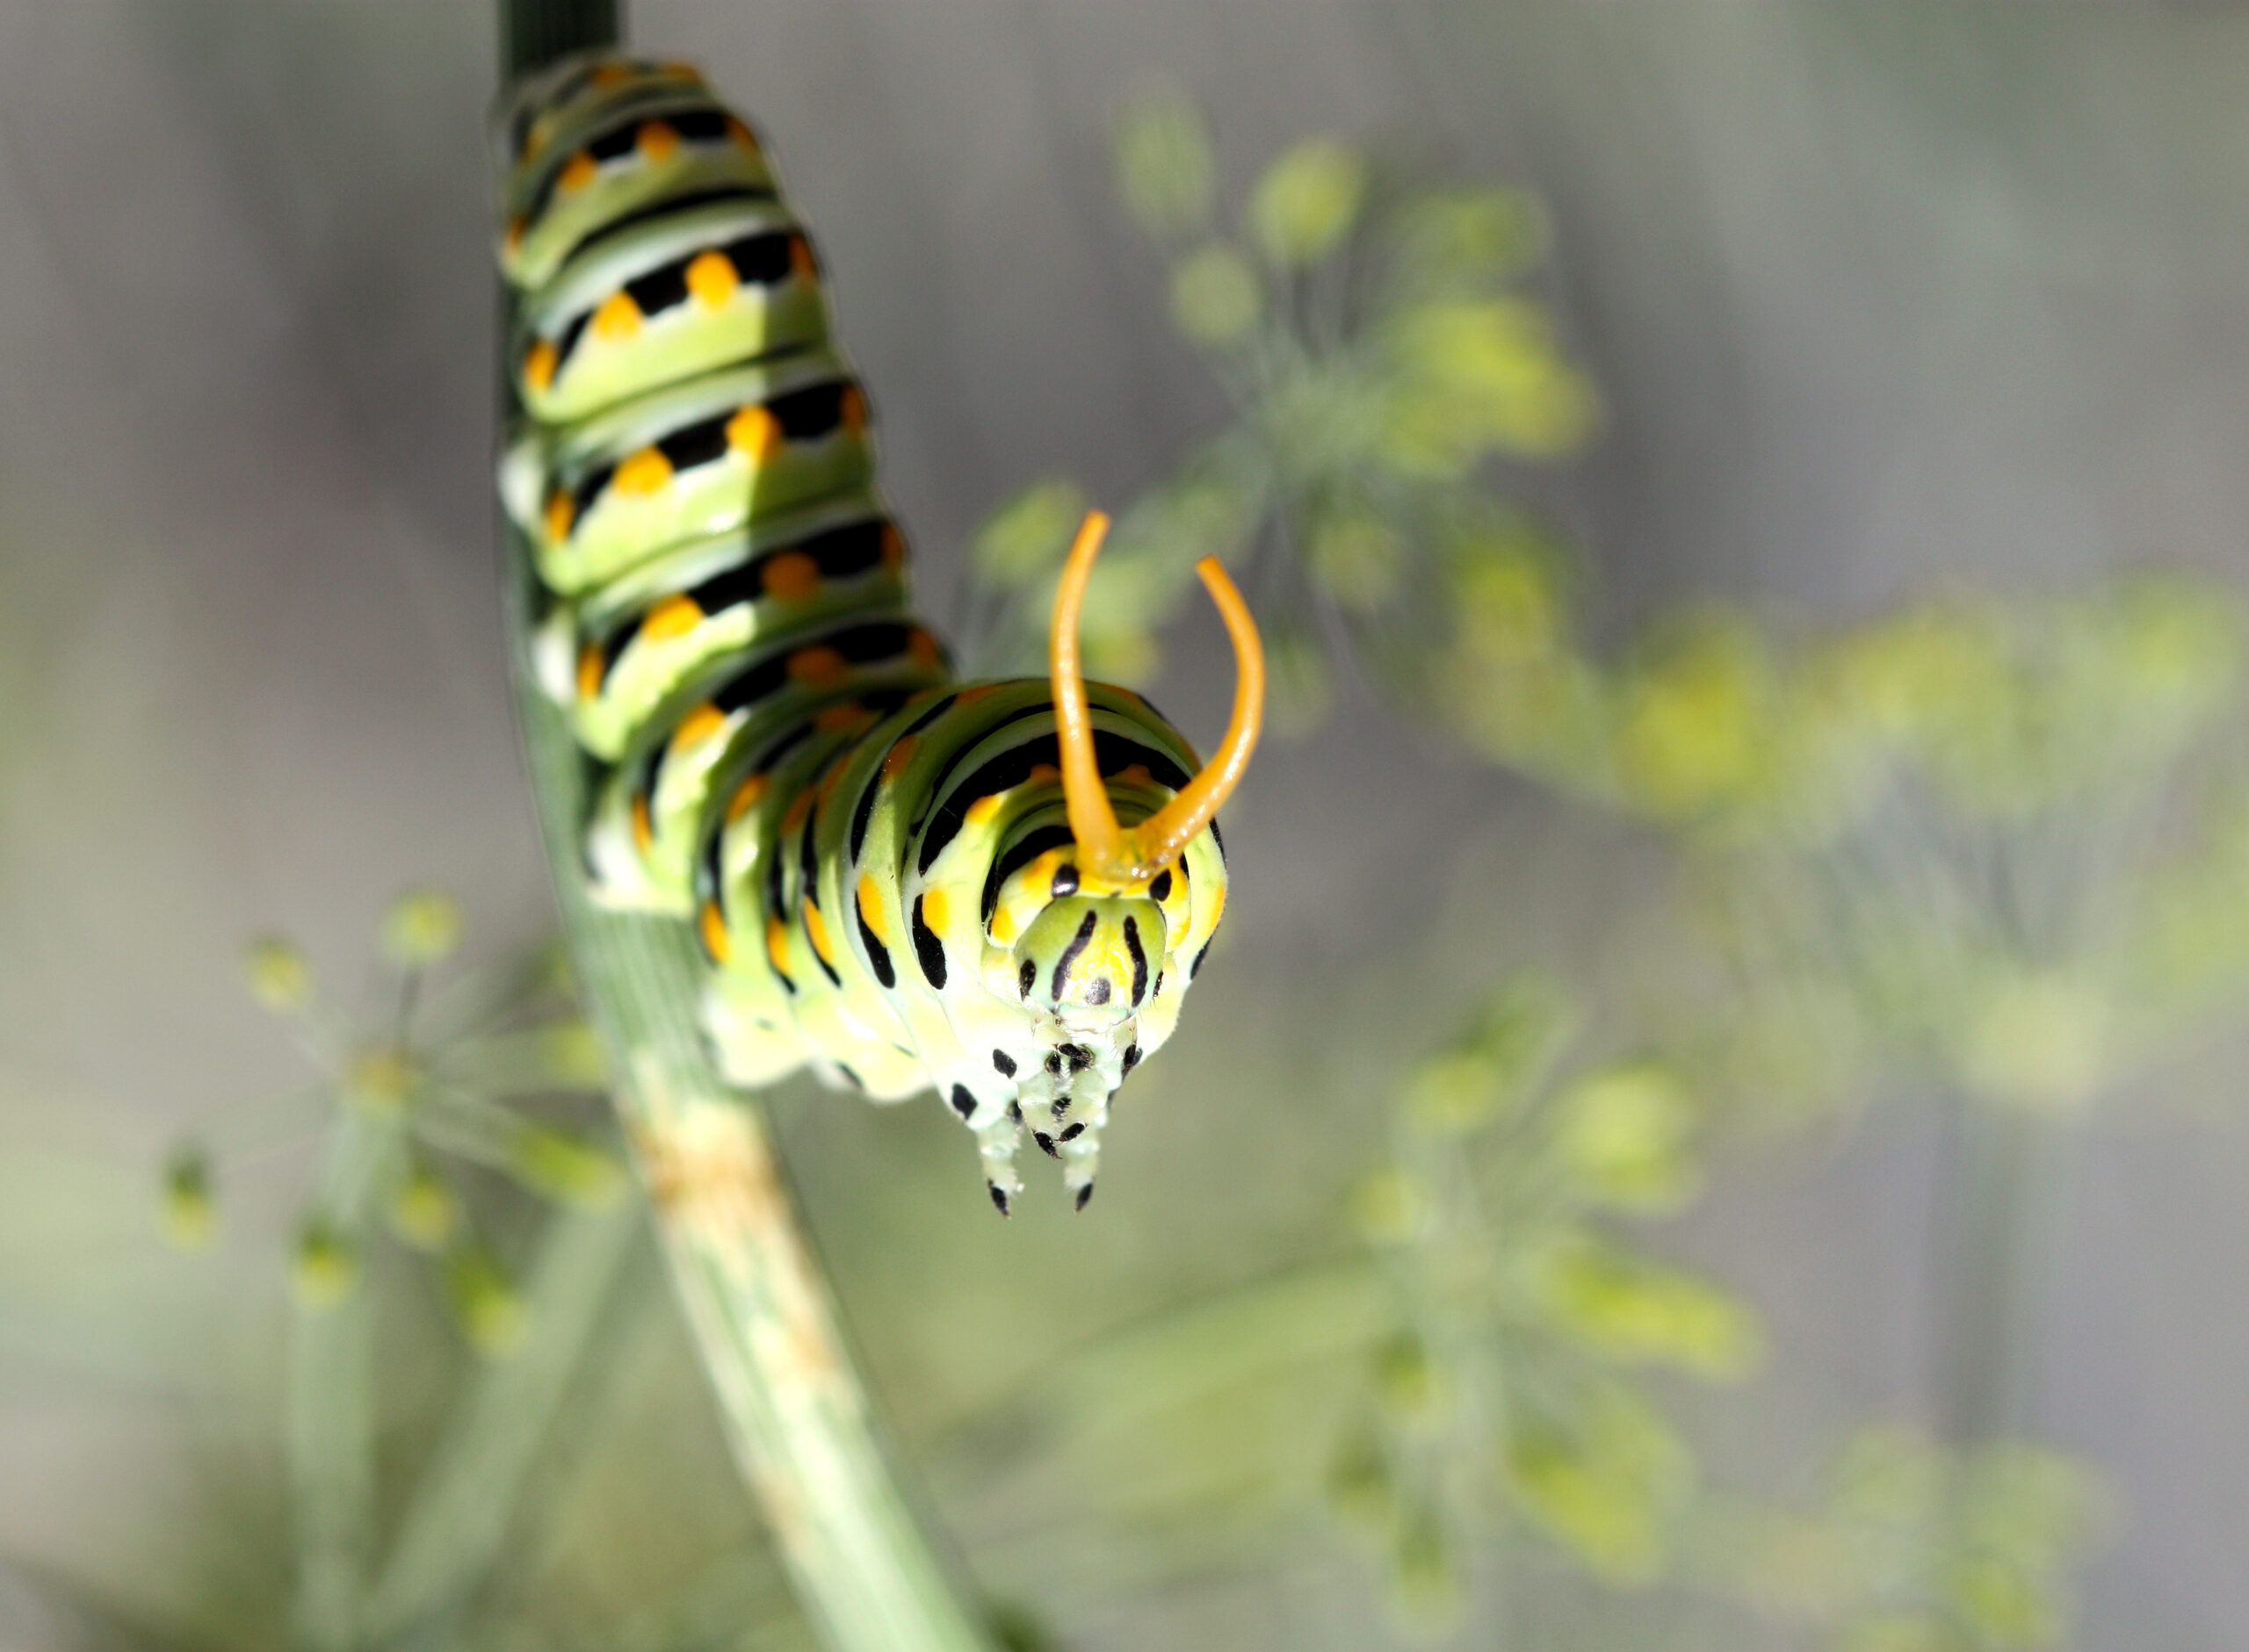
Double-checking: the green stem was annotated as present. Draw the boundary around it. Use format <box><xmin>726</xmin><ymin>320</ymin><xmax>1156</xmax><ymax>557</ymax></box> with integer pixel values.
<box><xmin>289</xmin><ymin>1107</ymin><xmax>399</xmax><ymax>1652</ymax></box>
<box><xmin>1929</xmin><ymin>1098</ymin><xmax>2065</xmax><ymax>1447</ymax></box>
<box><xmin>495</xmin><ymin>14</ymin><xmax>998</xmax><ymax>1644</ymax></box>
<box><xmin>361</xmin><ymin>1200</ymin><xmax>639</xmax><ymax>1647</ymax></box>
<box><xmin>501</xmin><ymin>0</ymin><xmax>622</xmax><ymax>80</ymax></box>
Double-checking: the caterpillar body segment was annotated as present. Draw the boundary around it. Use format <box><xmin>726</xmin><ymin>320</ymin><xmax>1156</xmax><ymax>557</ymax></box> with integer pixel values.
<box><xmin>498</xmin><ymin>56</ymin><xmax>775</xmax><ymax>292</ymax></box>
<box><xmin>512</xmin><ymin>194</ymin><xmax>827</xmax><ymax>425</ymax></box>
<box><xmin>496</xmin><ymin>54</ymin><xmax>1263</xmax><ymax>1209</ymax></box>
<box><xmin>533</xmin><ymin>496</ymin><xmax>911</xmax><ymax>760</ymax></box>
<box><xmin>501</xmin><ymin>349</ymin><xmax>878</xmax><ymax>595</ymax></box>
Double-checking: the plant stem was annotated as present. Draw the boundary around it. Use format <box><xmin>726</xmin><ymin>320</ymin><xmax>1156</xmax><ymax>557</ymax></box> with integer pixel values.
<box><xmin>1929</xmin><ymin>1097</ymin><xmax>2065</xmax><ymax>1447</ymax></box>
<box><xmin>362</xmin><ymin>1199</ymin><xmax>639</xmax><ymax>1646</ymax></box>
<box><xmin>495</xmin><ymin>14</ymin><xmax>999</xmax><ymax>1645</ymax></box>
<box><xmin>290</xmin><ymin>1107</ymin><xmax>398</xmax><ymax>1652</ymax></box>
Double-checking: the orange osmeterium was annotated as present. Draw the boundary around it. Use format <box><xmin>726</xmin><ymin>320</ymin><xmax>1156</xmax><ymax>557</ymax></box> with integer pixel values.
<box><xmin>1049</xmin><ymin>510</ymin><xmax>1264</xmax><ymax>888</ymax></box>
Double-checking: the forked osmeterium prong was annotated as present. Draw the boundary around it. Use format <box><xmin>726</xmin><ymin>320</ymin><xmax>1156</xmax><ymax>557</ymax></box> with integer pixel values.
<box><xmin>1051</xmin><ymin>510</ymin><xmax>1124</xmax><ymax>875</ymax></box>
<box><xmin>1049</xmin><ymin>511</ymin><xmax>1266</xmax><ymax>884</ymax></box>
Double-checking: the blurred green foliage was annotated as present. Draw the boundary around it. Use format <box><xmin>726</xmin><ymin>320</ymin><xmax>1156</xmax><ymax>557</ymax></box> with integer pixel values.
<box><xmin>935</xmin><ymin>94</ymin><xmax>2249</xmax><ymax>1652</ymax></box>
<box><xmin>1701</xmin><ymin>1425</ymin><xmax>2107</xmax><ymax>1652</ymax></box>
<box><xmin>959</xmin><ymin>93</ymin><xmax>1598</xmax><ymax>736</ymax></box>
<box><xmin>1331</xmin><ymin>977</ymin><xmax>1755</xmax><ymax>1625</ymax></box>
<box><xmin>124</xmin><ymin>893</ymin><xmax>688</xmax><ymax>1652</ymax></box>
<box><xmin>175</xmin><ymin>891</ymin><xmax>626</xmax><ymax>1338</ymax></box>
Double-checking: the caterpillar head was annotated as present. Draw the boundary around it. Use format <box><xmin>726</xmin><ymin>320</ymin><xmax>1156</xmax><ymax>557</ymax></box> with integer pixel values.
<box><xmin>1009</xmin><ymin>892</ymin><xmax>1165</xmax><ymax>1031</ymax></box>
<box><xmin>1012</xmin><ymin>510</ymin><xmax>1261</xmax><ymax>1199</ymax></box>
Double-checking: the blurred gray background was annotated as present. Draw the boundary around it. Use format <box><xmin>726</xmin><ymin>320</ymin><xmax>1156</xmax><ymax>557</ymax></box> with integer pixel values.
<box><xmin>2</xmin><ymin>4</ymin><xmax>2246</xmax><ymax>1648</ymax></box>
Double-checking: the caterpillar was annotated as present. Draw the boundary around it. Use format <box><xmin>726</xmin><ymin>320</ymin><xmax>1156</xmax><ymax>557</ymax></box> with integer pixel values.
<box><xmin>493</xmin><ymin>54</ymin><xmax>1263</xmax><ymax>1212</ymax></box>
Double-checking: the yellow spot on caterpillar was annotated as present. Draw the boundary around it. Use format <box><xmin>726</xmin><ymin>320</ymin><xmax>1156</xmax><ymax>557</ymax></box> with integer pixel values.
<box><xmin>780</xmin><ymin>790</ymin><xmax>815</xmax><ymax>835</ymax></box>
<box><xmin>641</xmin><ymin>595</ymin><xmax>704</xmax><ymax>641</ymax></box>
<box><xmin>765</xmin><ymin>915</ymin><xmax>792</xmax><ymax>975</ymax></box>
<box><xmin>839</xmin><ymin>386</ymin><xmax>868</xmax><ymax>435</ymax></box>
<box><xmin>685</xmin><ymin>248</ymin><xmax>739</xmax><ymax>307</ymax></box>
<box><xmin>524</xmin><ymin>339</ymin><xmax>559</xmax><ymax>394</ymax></box>
<box><xmin>818</xmin><ymin>757</ymin><xmax>851</xmax><ymax>806</ymax></box>
<box><xmin>815</xmin><ymin>703</ymin><xmax>873</xmax><ymax>733</ymax></box>
<box><xmin>612</xmin><ymin>446</ymin><xmax>673</xmax><ymax>495</ymax></box>
<box><xmin>558</xmin><ymin>151</ymin><xmax>598</xmax><ymax>193</ymax></box>
<box><xmin>965</xmin><ymin>794</ymin><xmax>1004</xmax><ymax>828</ymax></box>
<box><xmin>788</xmin><ymin>646</ymin><xmax>847</xmax><ymax>687</ymax></box>
<box><xmin>575</xmin><ymin>643</ymin><xmax>604</xmax><ymax>702</ymax></box>
<box><xmin>726</xmin><ymin>772</ymin><xmax>769</xmax><ymax>823</ymax></box>
<box><xmin>880</xmin><ymin>734</ymin><xmax>918</xmax><ymax>783</ymax></box>
<box><xmin>803</xmin><ymin>899</ymin><xmax>835</xmax><ymax>965</ymax></box>
<box><xmin>545</xmin><ymin>490</ymin><xmax>576</xmax><ymax>544</ymax></box>
<box><xmin>631</xmin><ymin>795</ymin><xmax>654</xmax><ymax>853</ymax></box>
<box><xmin>727</xmin><ymin>404</ymin><xmax>779</xmax><ymax>459</ymax></box>
<box><xmin>670</xmin><ymin>701</ymin><xmax>727</xmax><ymax>752</ymax></box>
<box><xmin>727</xmin><ymin>116</ymin><xmax>760</xmax><ymax>153</ymax></box>
<box><xmin>504</xmin><ymin>217</ymin><xmax>525</xmax><ymax>255</ymax></box>
<box><xmin>761</xmin><ymin>551</ymin><xmax>821</xmax><ymax>602</ymax></box>
<box><xmin>636</xmin><ymin>119</ymin><xmax>681</xmax><ymax>162</ymax></box>
<box><xmin>1113</xmin><ymin>763</ymin><xmax>1153</xmax><ymax>787</ymax></box>
<box><xmin>1211</xmin><ymin>882</ymin><xmax>1226</xmax><ymax>924</ymax></box>
<box><xmin>908</xmin><ymin>630</ymin><xmax>941</xmax><ymax>670</ymax></box>
<box><xmin>789</xmin><ymin>234</ymin><xmax>817</xmax><ymax>283</ymax></box>
<box><xmin>1027</xmin><ymin>763</ymin><xmax>1059</xmax><ymax>784</ymax></box>
<box><xmin>857</xmin><ymin>874</ymin><xmax>887</xmax><ymax>937</ymax></box>
<box><xmin>921</xmin><ymin>887</ymin><xmax>951</xmax><ymax>933</ymax></box>
<box><xmin>590</xmin><ymin>63</ymin><xmax>632</xmax><ymax>87</ymax></box>
<box><xmin>955</xmin><ymin>685</ymin><xmax>999</xmax><ymax>709</ymax></box>
<box><xmin>593</xmin><ymin>290</ymin><xmax>643</xmax><ymax>341</ymax></box>
<box><xmin>699</xmin><ymin>900</ymin><xmax>731</xmax><ymax>963</ymax></box>
<box><xmin>989</xmin><ymin>905</ymin><xmax>1018</xmax><ymax>945</ymax></box>
<box><xmin>880</xmin><ymin>523</ymin><xmax>906</xmax><ymax>570</ymax></box>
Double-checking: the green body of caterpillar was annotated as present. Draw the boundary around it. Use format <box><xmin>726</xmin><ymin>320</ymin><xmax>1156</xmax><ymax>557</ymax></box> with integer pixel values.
<box><xmin>495</xmin><ymin>54</ymin><xmax>1254</xmax><ymax>1211</ymax></box>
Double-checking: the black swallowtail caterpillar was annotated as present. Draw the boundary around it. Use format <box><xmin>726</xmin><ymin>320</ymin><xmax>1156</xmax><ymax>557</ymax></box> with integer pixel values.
<box><xmin>494</xmin><ymin>54</ymin><xmax>1264</xmax><ymax>1212</ymax></box>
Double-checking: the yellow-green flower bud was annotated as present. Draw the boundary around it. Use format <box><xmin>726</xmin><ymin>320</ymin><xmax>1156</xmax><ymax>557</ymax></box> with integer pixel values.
<box><xmin>293</xmin><ymin>1223</ymin><xmax>358</xmax><ymax>1310</ymax></box>
<box><xmin>1326</xmin><ymin>1436</ymin><xmax>1396</xmax><ymax>1535</ymax></box>
<box><xmin>388</xmin><ymin>1162</ymin><xmax>459</xmax><ymax>1251</ymax></box>
<box><xmin>1502</xmin><ymin>1389</ymin><xmax>1689</xmax><ymax>1585</ymax></box>
<box><xmin>1349</xmin><ymin>1169</ymin><xmax>1426</xmax><ymax>1246</ymax></box>
<box><xmin>1373</xmin><ymin>1334</ymin><xmax>1450</xmax><ymax>1427</ymax></box>
<box><xmin>1388</xmin><ymin>1511</ymin><xmax>1462</xmax><ymax>1631</ymax></box>
<box><xmin>445</xmin><ymin>1246</ymin><xmax>528</xmax><ymax>1359</ymax></box>
<box><xmin>380</xmin><ymin>888</ymin><xmax>462</xmax><ymax>969</ymax></box>
<box><xmin>245</xmin><ymin>936</ymin><xmax>313</xmax><ymax>1013</ymax></box>
<box><xmin>1527</xmin><ymin>1237</ymin><xmax>1761</xmax><ymax>1380</ymax></box>
<box><xmin>1615</xmin><ymin>617</ymin><xmax>1775</xmax><ymax>819</ymax></box>
<box><xmin>1169</xmin><ymin>243</ymin><xmax>1261</xmax><ymax>346</ymax></box>
<box><xmin>1249</xmin><ymin>139</ymin><xmax>1366</xmax><ymax>268</ymax></box>
<box><xmin>1549</xmin><ymin>1061</ymin><xmax>1699</xmax><ymax>1213</ymax></box>
<box><xmin>161</xmin><ymin>1146</ymin><xmax>217</xmax><ymax>1250</ymax></box>
<box><xmin>1112</xmin><ymin>91</ymin><xmax>1215</xmax><ymax>240</ymax></box>
<box><xmin>344</xmin><ymin>1047</ymin><xmax>419</xmax><ymax>1118</ymax></box>
<box><xmin>511</xmin><ymin>1126</ymin><xmax>626</xmax><ymax>1208</ymax></box>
